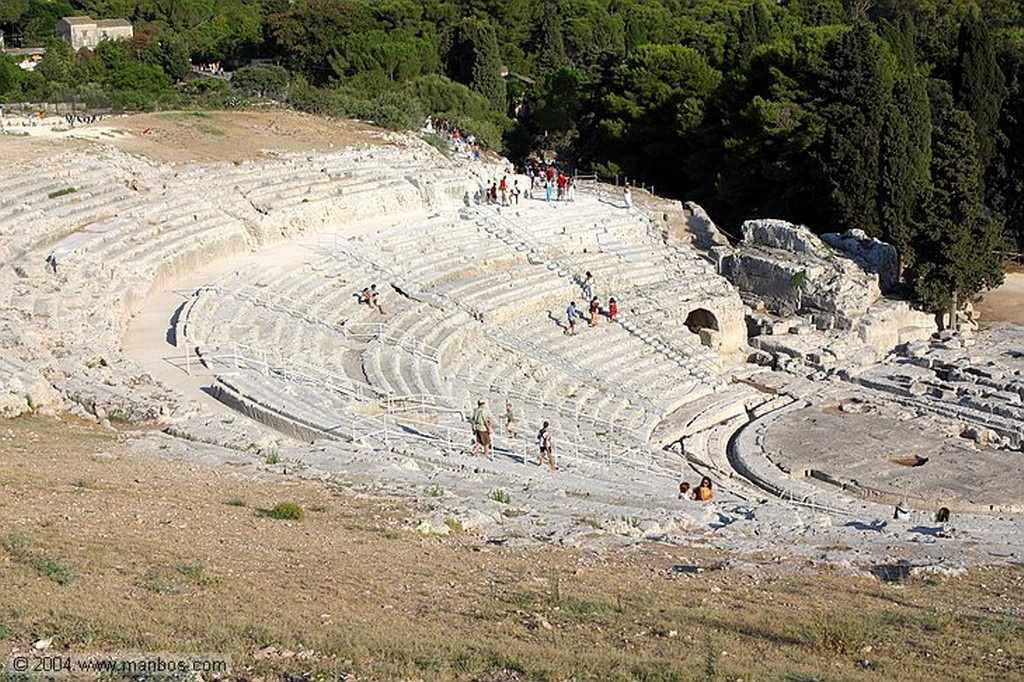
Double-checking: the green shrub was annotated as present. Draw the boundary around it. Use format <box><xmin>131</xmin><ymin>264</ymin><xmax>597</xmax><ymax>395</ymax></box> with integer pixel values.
<box><xmin>47</xmin><ymin>187</ymin><xmax>76</xmax><ymax>199</ymax></box>
<box><xmin>489</xmin><ymin>488</ymin><xmax>511</xmax><ymax>504</ymax></box>
<box><xmin>267</xmin><ymin>502</ymin><xmax>305</xmax><ymax>521</ymax></box>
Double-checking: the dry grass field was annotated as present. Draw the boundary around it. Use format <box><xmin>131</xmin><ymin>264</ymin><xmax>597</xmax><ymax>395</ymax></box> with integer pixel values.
<box><xmin>0</xmin><ymin>415</ymin><xmax>1021</xmax><ymax>681</ymax></box>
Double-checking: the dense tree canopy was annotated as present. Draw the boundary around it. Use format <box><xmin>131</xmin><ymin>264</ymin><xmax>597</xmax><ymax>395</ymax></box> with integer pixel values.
<box><xmin>2</xmin><ymin>0</ymin><xmax>1024</xmax><ymax>313</ymax></box>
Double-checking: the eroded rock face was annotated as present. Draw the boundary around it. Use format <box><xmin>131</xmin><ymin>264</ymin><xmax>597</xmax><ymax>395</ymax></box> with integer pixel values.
<box><xmin>719</xmin><ymin>218</ymin><xmax>881</xmax><ymax>325</ymax></box>
<box><xmin>741</xmin><ymin>218</ymin><xmax>826</xmax><ymax>257</ymax></box>
<box><xmin>822</xmin><ymin>229</ymin><xmax>899</xmax><ymax>293</ymax></box>
<box><xmin>683</xmin><ymin>201</ymin><xmax>731</xmax><ymax>250</ymax></box>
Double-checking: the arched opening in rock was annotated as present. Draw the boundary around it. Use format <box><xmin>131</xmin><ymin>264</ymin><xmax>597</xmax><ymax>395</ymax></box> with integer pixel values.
<box><xmin>685</xmin><ymin>308</ymin><xmax>719</xmax><ymax>348</ymax></box>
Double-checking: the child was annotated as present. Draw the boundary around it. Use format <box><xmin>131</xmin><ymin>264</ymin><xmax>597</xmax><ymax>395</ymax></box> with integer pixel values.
<box><xmin>608</xmin><ymin>297</ymin><xmax>618</xmax><ymax>322</ymax></box>
<box><xmin>678</xmin><ymin>481</ymin><xmax>691</xmax><ymax>500</ymax></box>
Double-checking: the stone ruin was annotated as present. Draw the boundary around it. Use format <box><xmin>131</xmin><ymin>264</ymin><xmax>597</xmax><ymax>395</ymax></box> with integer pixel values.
<box><xmin>702</xmin><ymin>213</ymin><xmax>935</xmax><ymax>372</ymax></box>
<box><xmin>0</xmin><ymin>127</ymin><xmax>1021</xmax><ymax>555</ymax></box>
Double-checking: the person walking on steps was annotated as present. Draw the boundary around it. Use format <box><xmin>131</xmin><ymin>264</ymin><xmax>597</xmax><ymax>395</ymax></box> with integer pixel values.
<box><xmin>537</xmin><ymin>421</ymin><xmax>556</xmax><ymax>471</ymax></box>
<box><xmin>504</xmin><ymin>401</ymin><xmax>517</xmax><ymax>438</ymax></box>
<box><xmin>470</xmin><ymin>399</ymin><xmax>493</xmax><ymax>460</ymax></box>
<box><xmin>581</xmin><ymin>271</ymin><xmax>595</xmax><ymax>303</ymax></box>
<box><xmin>565</xmin><ymin>301</ymin><xmax>579</xmax><ymax>335</ymax></box>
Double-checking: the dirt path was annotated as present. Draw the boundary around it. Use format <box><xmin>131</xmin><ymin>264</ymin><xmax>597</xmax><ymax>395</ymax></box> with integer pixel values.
<box><xmin>2</xmin><ymin>109</ymin><xmax>379</xmax><ymax>164</ymax></box>
<box><xmin>976</xmin><ymin>272</ymin><xmax>1024</xmax><ymax>327</ymax></box>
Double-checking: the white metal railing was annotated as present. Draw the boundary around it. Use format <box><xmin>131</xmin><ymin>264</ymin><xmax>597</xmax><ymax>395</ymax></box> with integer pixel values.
<box><xmin>348</xmin><ymin>406</ymin><xmax>660</xmax><ymax>474</ymax></box>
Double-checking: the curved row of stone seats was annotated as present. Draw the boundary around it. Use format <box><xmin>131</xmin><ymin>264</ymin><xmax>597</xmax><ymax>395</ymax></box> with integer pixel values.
<box><xmin>466</xmin><ymin>205</ymin><xmax>726</xmax><ymax>388</ymax></box>
<box><xmin>317</xmin><ymin>212</ymin><xmax>688</xmax><ymax>440</ymax></box>
<box><xmin>503</xmin><ymin>314</ymin><xmax>710</xmax><ymax>422</ymax></box>
<box><xmin>445</xmin><ymin>329</ymin><xmax>650</xmax><ymax>437</ymax></box>
<box><xmin>346</xmin><ymin>215</ymin><xmax>516</xmax><ymax>291</ymax></box>
<box><xmin>728</xmin><ymin>398</ymin><xmax>856</xmax><ymax>514</ymax></box>
<box><xmin>347</xmin><ymin>289</ymin><xmax>649</xmax><ymax>454</ymax></box>
<box><xmin>181</xmin><ymin>264</ymin><xmax>386</xmax><ymax>380</ymax></box>
<box><xmin>2</xmin><ymin>186</ymin><xmax>146</xmax><ymax>263</ymax></box>
<box><xmin>209</xmin><ymin>364</ymin><xmax>362</xmax><ymax>443</ymax></box>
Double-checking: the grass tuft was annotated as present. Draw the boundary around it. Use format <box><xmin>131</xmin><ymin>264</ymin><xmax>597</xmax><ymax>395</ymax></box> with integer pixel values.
<box><xmin>1</xmin><ymin>532</ymin><xmax>73</xmax><ymax>585</ymax></box>
<box><xmin>47</xmin><ymin>187</ymin><xmax>77</xmax><ymax>199</ymax></box>
<box><xmin>226</xmin><ymin>496</ymin><xmax>247</xmax><ymax>507</ymax></box>
<box><xmin>489</xmin><ymin>488</ymin><xmax>511</xmax><ymax>504</ymax></box>
<box><xmin>266</xmin><ymin>502</ymin><xmax>305</xmax><ymax>521</ymax></box>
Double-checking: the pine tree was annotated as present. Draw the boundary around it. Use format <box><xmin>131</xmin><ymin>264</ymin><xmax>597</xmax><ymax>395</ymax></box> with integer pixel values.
<box><xmin>954</xmin><ymin>10</ymin><xmax>1006</xmax><ymax>174</ymax></box>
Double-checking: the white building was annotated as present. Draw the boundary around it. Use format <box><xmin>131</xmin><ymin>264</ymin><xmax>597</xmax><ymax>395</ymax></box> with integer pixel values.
<box><xmin>56</xmin><ymin>16</ymin><xmax>133</xmax><ymax>51</ymax></box>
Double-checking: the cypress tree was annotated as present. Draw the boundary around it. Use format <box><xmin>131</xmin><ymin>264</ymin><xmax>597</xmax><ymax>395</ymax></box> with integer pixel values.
<box><xmin>909</xmin><ymin>83</ymin><xmax>1004</xmax><ymax>316</ymax></box>
<box><xmin>445</xmin><ymin>18</ymin><xmax>507</xmax><ymax>114</ymax></box>
<box><xmin>471</xmin><ymin>21</ymin><xmax>506</xmax><ymax>113</ymax></box>
<box><xmin>990</xmin><ymin>43</ymin><xmax>1024</xmax><ymax>250</ymax></box>
<box><xmin>820</xmin><ymin>23</ymin><xmax>890</xmax><ymax>235</ymax></box>
<box><xmin>537</xmin><ymin>2</ymin><xmax>566</xmax><ymax>71</ymax></box>
<box><xmin>878</xmin><ymin>18</ymin><xmax>931</xmax><ymax>274</ymax></box>
<box><xmin>953</xmin><ymin>11</ymin><xmax>1006</xmax><ymax>173</ymax></box>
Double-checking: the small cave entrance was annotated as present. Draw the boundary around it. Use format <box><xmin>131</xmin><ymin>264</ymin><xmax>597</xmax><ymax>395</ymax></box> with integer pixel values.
<box><xmin>685</xmin><ymin>308</ymin><xmax>719</xmax><ymax>348</ymax></box>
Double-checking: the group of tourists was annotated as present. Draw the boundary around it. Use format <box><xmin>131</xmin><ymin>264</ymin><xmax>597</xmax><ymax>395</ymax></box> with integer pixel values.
<box><xmin>678</xmin><ymin>477</ymin><xmax>714</xmax><ymax>502</ymax></box>
<box><xmin>481</xmin><ymin>175</ymin><xmax>522</xmax><ymax>206</ymax></box>
<box><xmin>357</xmin><ymin>284</ymin><xmax>386</xmax><ymax>315</ymax></box>
<box><xmin>426</xmin><ymin>116</ymin><xmax>483</xmax><ymax>161</ymax></box>
<box><xmin>565</xmin><ymin>271</ymin><xmax>618</xmax><ymax>334</ymax></box>
<box><xmin>527</xmin><ymin>163</ymin><xmax>577</xmax><ymax>203</ymax></box>
<box><xmin>470</xmin><ymin>399</ymin><xmax>556</xmax><ymax>471</ymax></box>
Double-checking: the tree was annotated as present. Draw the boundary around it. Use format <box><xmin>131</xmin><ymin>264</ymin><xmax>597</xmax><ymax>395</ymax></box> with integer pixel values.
<box><xmin>727</xmin><ymin>0</ymin><xmax>774</xmax><ymax>68</ymax></box>
<box><xmin>909</xmin><ymin>82</ymin><xmax>1004</xmax><ymax>316</ymax></box>
<box><xmin>0</xmin><ymin>54</ymin><xmax>27</xmax><ymax>98</ymax></box>
<box><xmin>231</xmin><ymin>63</ymin><xmax>290</xmax><ymax>98</ymax></box>
<box><xmin>535</xmin><ymin>1</ymin><xmax>566</xmax><ymax>70</ymax></box>
<box><xmin>819</xmin><ymin>22</ymin><xmax>891</xmax><ymax>235</ymax></box>
<box><xmin>596</xmin><ymin>44</ymin><xmax>721</xmax><ymax>194</ymax></box>
<box><xmin>990</xmin><ymin>40</ymin><xmax>1024</xmax><ymax>250</ymax></box>
<box><xmin>142</xmin><ymin>32</ymin><xmax>190</xmax><ymax>82</ymax></box>
<box><xmin>878</xmin><ymin>17</ymin><xmax>931</xmax><ymax>270</ymax></box>
<box><xmin>953</xmin><ymin>9</ymin><xmax>1006</xmax><ymax>174</ymax></box>
<box><xmin>445</xmin><ymin>17</ymin><xmax>506</xmax><ymax>113</ymax></box>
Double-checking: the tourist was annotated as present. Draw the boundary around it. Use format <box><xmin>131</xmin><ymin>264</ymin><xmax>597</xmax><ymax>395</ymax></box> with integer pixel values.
<box><xmin>607</xmin><ymin>296</ymin><xmax>618</xmax><ymax>322</ymax></box>
<box><xmin>504</xmin><ymin>401</ymin><xmax>517</xmax><ymax>438</ymax></box>
<box><xmin>537</xmin><ymin>421</ymin><xmax>556</xmax><ymax>470</ymax></box>
<box><xmin>490</xmin><ymin>181</ymin><xmax>498</xmax><ymax>204</ymax></box>
<box><xmin>623</xmin><ymin>183</ymin><xmax>633</xmax><ymax>209</ymax></box>
<box><xmin>500</xmin><ymin>175</ymin><xmax>508</xmax><ymax>206</ymax></box>
<box><xmin>589</xmin><ymin>296</ymin><xmax>600</xmax><ymax>327</ymax></box>
<box><xmin>581</xmin><ymin>271</ymin><xmax>595</xmax><ymax>302</ymax></box>
<box><xmin>691</xmin><ymin>476</ymin><xmax>713</xmax><ymax>502</ymax></box>
<box><xmin>511</xmin><ymin>179</ymin><xmax>521</xmax><ymax>205</ymax></box>
<box><xmin>544</xmin><ymin>179</ymin><xmax>553</xmax><ymax>202</ymax></box>
<box><xmin>678</xmin><ymin>481</ymin><xmax>691</xmax><ymax>500</ymax></box>
<box><xmin>565</xmin><ymin>301</ymin><xmax>579</xmax><ymax>335</ymax></box>
<box><xmin>369</xmin><ymin>284</ymin><xmax>385</xmax><ymax>315</ymax></box>
<box><xmin>359</xmin><ymin>286</ymin><xmax>372</xmax><ymax>308</ymax></box>
<box><xmin>567</xmin><ymin>176</ymin><xmax>576</xmax><ymax>202</ymax></box>
<box><xmin>470</xmin><ymin>399</ymin><xmax>493</xmax><ymax>460</ymax></box>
